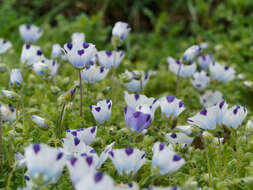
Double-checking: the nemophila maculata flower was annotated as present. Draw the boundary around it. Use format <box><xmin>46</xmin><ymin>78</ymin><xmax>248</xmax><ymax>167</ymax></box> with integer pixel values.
<box><xmin>175</xmin><ymin>125</ymin><xmax>194</xmax><ymax>135</ymax></box>
<box><xmin>160</xmin><ymin>96</ymin><xmax>185</xmax><ymax>119</ymax></box>
<box><xmin>63</xmin><ymin>42</ymin><xmax>97</xmax><ymax>69</ymax></box>
<box><xmin>112</xmin><ymin>21</ymin><xmax>131</xmax><ymax>42</ymax></box>
<box><xmin>124</xmin><ymin>91</ymin><xmax>160</xmax><ymax>111</ymax></box>
<box><xmin>33</xmin><ymin>59</ymin><xmax>59</xmax><ymax>77</ymax></box>
<box><xmin>166</xmin><ymin>132</ymin><xmax>194</xmax><ymax>146</ymax></box>
<box><xmin>191</xmin><ymin>70</ymin><xmax>210</xmax><ymax>91</ymax></box>
<box><xmin>200</xmin><ymin>42</ymin><xmax>209</xmax><ymax>49</ymax></box>
<box><xmin>19</xmin><ymin>24</ymin><xmax>43</xmax><ymax>43</ymax></box>
<box><xmin>1</xmin><ymin>90</ymin><xmax>20</xmax><ymax>100</ymax></box>
<box><xmin>143</xmin><ymin>186</ymin><xmax>181</xmax><ymax>190</ymax></box>
<box><xmin>209</xmin><ymin>62</ymin><xmax>235</xmax><ymax>83</ymax></box>
<box><xmin>21</xmin><ymin>44</ymin><xmax>45</xmax><ymax>65</ymax></box>
<box><xmin>96</xmin><ymin>50</ymin><xmax>125</xmax><ymax>69</ymax></box>
<box><xmin>51</xmin><ymin>43</ymin><xmax>62</xmax><ymax>58</ymax></box>
<box><xmin>237</xmin><ymin>73</ymin><xmax>246</xmax><ymax>80</ymax></box>
<box><xmin>115</xmin><ymin>182</ymin><xmax>139</xmax><ymax>190</ymax></box>
<box><xmin>15</xmin><ymin>152</ymin><xmax>26</xmax><ymax>168</ymax></box>
<box><xmin>72</xmin><ymin>32</ymin><xmax>85</xmax><ymax>44</ymax></box>
<box><xmin>30</xmin><ymin>115</ymin><xmax>49</xmax><ymax>128</ymax></box>
<box><xmin>75</xmin><ymin>171</ymin><xmax>115</xmax><ymax>190</ymax></box>
<box><xmin>183</xmin><ymin>45</ymin><xmax>202</xmax><ymax>62</ymax></box>
<box><xmin>124</xmin><ymin>70</ymin><xmax>149</xmax><ymax>92</ymax></box>
<box><xmin>246</xmin><ymin>120</ymin><xmax>253</xmax><ymax>132</ymax></box>
<box><xmin>109</xmin><ymin>148</ymin><xmax>146</xmax><ymax>176</ymax></box>
<box><xmin>187</xmin><ymin>101</ymin><xmax>227</xmax><ymax>130</ymax></box>
<box><xmin>0</xmin><ymin>38</ymin><xmax>12</xmax><ymax>54</ymax></box>
<box><xmin>167</xmin><ymin>57</ymin><xmax>196</xmax><ymax>78</ymax></box>
<box><xmin>152</xmin><ymin>142</ymin><xmax>185</xmax><ymax>175</ymax></box>
<box><xmin>24</xmin><ymin>143</ymin><xmax>65</xmax><ymax>185</ymax></box>
<box><xmin>223</xmin><ymin>105</ymin><xmax>247</xmax><ymax>129</ymax></box>
<box><xmin>89</xmin><ymin>99</ymin><xmax>112</xmax><ymax>124</ymax></box>
<box><xmin>124</xmin><ymin>106</ymin><xmax>152</xmax><ymax>133</ymax></box>
<box><xmin>81</xmin><ymin>61</ymin><xmax>109</xmax><ymax>83</ymax></box>
<box><xmin>10</xmin><ymin>69</ymin><xmax>22</xmax><ymax>89</ymax></box>
<box><xmin>199</xmin><ymin>90</ymin><xmax>224</xmax><ymax>108</ymax></box>
<box><xmin>0</xmin><ymin>103</ymin><xmax>16</xmax><ymax>122</ymax></box>
<box><xmin>197</xmin><ymin>54</ymin><xmax>214</xmax><ymax>70</ymax></box>
<box><xmin>243</xmin><ymin>81</ymin><xmax>253</xmax><ymax>88</ymax></box>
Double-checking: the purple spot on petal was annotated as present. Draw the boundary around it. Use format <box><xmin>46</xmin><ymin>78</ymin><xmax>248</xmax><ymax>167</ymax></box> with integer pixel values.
<box><xmin>95</xmin><ymin>107</ymin><xmax>101</xmax><ymax>112</ymax></box>
<box><xmin>224</xmin><ymin>66</ymin><xmax>229</xmax><ymax>71</ymax></box>
<box><xmin>200</xmin><ymin>109</ymin><xmax>207</xmax><ymax>116</ymax></box>
<box><xmin>100</xmin><ymin>67</ymin><xmax>104</xmax><ymax>73</ymax></box>
<box><xmin>37</xmin><ymin>50</ymin><xmax>42</xmax><ymax>56</ymax></box>
<box><xmin>179</xmin><ymin>101</ymin><xmax>184</xmax><ymax>108</ymax></box>
<box><xmin>26</xmin><ymin>25</ymin><xmax>31</xmax><ymax>30</ymax></box>
<box><xmin>109</xmin><ymin>151</ymin><xmax>114</xmax><ymax>157</ymax></box>
<box><xmin>105</xmin><ymin>51</ymin><xmax>112</xmax><ymax>57</ymax></box>
<box><xmin>167</xmin><ymin>96</ymin><xmax>175</xmax><ymax>103</ymax></box>
<box><xmin>219</xmin><ymin>101</ymin><xmax>225</xmax><ymax>109</ymax></box>
<box><xmin>74</xmin><ymin>137</ymin><xmax>80</xmax><ymax>146</ymax></box>
<box><xmin>67</xmin><ymin>42</ymin><xmax>72</xmax><ymax>50</ymax></box>
<box><xmin>77</xmin><ymin>49</ymin><xmax>84</xmax><ymax>56</ymax></box>
<box><xmin>70</xmin><ymin>157</ymin><xmax>77</xmax><ymax>166</ymax></box>
<box><xmin>171</xmin><ymin>133</ymin><xmax>177</xmax><ymax>139</ymax></box>
<box><xmin>159</xmin><ymin>143</ymin><xmax>164</xmax><ymax>151</ymax></box>
<box><xmin>24</xmin><ymin>175</ymin><xmax>30</xmax><ymax>181</ymax></box>
<box><xmin>83</xmin><ymin>43</ymin><xmax>89</xmax><ymax>49</ymax></box>
<box><xmin>108</xmin><ymin>104</ymin><xmax>111</xmax><ymax>110</ymax></box>
<box><xmin>124</xmin><ymin>107</ymin><xmax>128</xmax><ymax>114</ymax></box>
<box><xmin>202</xmin><ymin>55</ymin><xmax>206</xmax><ymax>61</ymax></box>
<box><xmin>125</xmin><ymin>148</ymin><xmax>134</xmax><ymax>156</ymax></box>
<box><xmin>86</xmin><ymin>156</ymin><xmax>93</xmax><ymax>166</ymax></box>
<box><xmin>71</xmin><ymin>131</ymin><xmax>77</xmax><ymax>136</ymax></box>
<box><xmin>94</xmin><ymin>172</ymin><xmax>104</xmax><ymax>183</ymax></box>
<box><xmin>146</xmin><ymin>115</ymin><xmax>151</xmax><ymax>122</ymax></box>
<box><xmin>134</xmin><ymin>94</ymin><xmax>139</xmax><ymax>100</ymax></box>
<box><xmin>133</xmin><ymin>112</ymin><xmax>141</xmax><ymax>118</ymax></box>
<box><xmin>57</xmin><ymin>152</ymin><xmax>63</xmax><ymax>160</ymax></box>
<box><xmin>141</xmin><ymin>153</ymin><xmax>146</xmax><ymax>159</ymax></box>
<box><xmin>89</xmin><ymin>105</ymin><xmax>92</xmax><ymax>109</ymax></box>
<box><xmin>33</xmin><ymin>144</ymin><xmax>40</xmax><ymax>154</ymax></box>
<box><xmin>26</xmin><ymin>44</ymin><xmax>30</xmax><ymax>49</ymax></box>
<box><xmin>173</xmin><ymin>154</ymin><xmax>182</xmax><ymax>161</ymax></box>
<box><xmin>145</xmin><ymin>73</ymin><xmax>149</xmax><ymax>80</ymax></box>
<box><xmin>91</xmin><ymin>126</ymin><xmax>96</xmax><ymax>134</ymax></box>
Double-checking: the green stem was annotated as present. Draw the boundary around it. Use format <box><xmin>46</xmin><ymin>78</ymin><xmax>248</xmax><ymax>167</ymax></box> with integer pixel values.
<box><xmin>6</xmin><ymin>162</ymin><xmax>17</xmax><ymax>190</ymax></box>
<box><xmin>57</xmin><ymin>102</ymin><xmax>66</xmax><ymax>139</ymax></box>
<box><xmin>201</xmin><ymin>133</ymin><xmax>212</xmax><ymax>186</ymax></box>
<box><xmin>79</xmin><ymin>70</ymin><xmax>83</xmax><ymax>117</ymax></box>
<box><xmin>0</xmin><ymin>114</ymin><xmax>2</xmax><ymax>161</ymax></box>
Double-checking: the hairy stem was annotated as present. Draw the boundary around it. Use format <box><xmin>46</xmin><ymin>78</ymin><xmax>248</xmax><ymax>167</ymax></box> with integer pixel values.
<box><xmin>79</xmin><ymin>70</ymin><xmax>83</xmax><ymax>117</ymax></box>
<box><xmin>57</xmin><ymin>102</ymin><xmax>66</xmax><ymax>139</ymax></box>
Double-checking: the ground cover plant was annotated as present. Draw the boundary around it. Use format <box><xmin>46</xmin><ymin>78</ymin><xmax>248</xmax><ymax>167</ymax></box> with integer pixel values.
<box><xmin>1</xmin><ymin>0</ymin><xmax>253</xmax><ymax>190</ymax></box>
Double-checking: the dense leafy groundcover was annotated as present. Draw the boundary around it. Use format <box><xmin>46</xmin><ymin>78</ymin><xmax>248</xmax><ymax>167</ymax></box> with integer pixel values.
<box><xmin>1</xmin><ymin>6</ymin><xmax>253</xmax><ymax>190</ymax></box>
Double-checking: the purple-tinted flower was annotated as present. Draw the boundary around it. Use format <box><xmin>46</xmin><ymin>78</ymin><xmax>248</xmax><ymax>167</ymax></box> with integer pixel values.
<box><xmin>124</xmin><ymin>70</ymin><xmax>149</xmax><ymax>92</ymax></box>
<box><xmin>191</xmin><ymin>70</ymin><xmax>210</xmax><ymax>91</ymax></box>
<box><xmin>0</xmin><ymin>38</ymin><xmax>12</xmax><ymax>54</ymax></box>
<box><xmin>183</xmin><ymin>45</ymin><xmax>202</xmax><ymax>62</ymax></box>
<box><xmin>160</xmin><ymin>96</ymin><xmax>185</xmax><ymax>119</ymax></box>
<box><xmin>209</xmin><ymin>62</ymin><xmax>235</xmax><ymax>83</ymax></box>
<box><xmin>96</xmin><ymin>50</ymin><xmax>125</xmax><ymax>69</ymax></box>
<box><xmin>19</xmin><ymin>24</ymin><xmax>43</xmax><ymax>43</ymax></box>
<box><xmin>223</xmin><ymin>105</ymin><xmax>247</xmax><ymax>129</ymax></box>
<box><xmin>81</xmin><ymin>62</ymin><xmax>109</xmax><ymax>83</ymax></box>
<box><xmin>21</xmin><ymin>44</ymin><xmax>45</xmax><ymax>65</ymax></box>
<box><xmin>10</xmin><ymin>69</ymin><xmax>22</xmax><ymax>88</ymax></box>
<box><xmin>198</xmin><ymin>54</ymin><xmax>213</xmax><ymax>70</ymax></box>
<box><xmin>124</xmin><ymin>106</ymin><xmax>152</xmax><ymax>133</ymax></box>
<box><xmin>112</xmin><ymin>21</ymin><xmax>131</xmax><ymax>41</ymax></box>
<box><xmin>90</xmin><ymin>100</ymin><xmax>112</xmax><ymax>124</ymax></box>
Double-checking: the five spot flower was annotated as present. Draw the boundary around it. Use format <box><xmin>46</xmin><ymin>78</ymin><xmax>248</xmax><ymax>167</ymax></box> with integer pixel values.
<box><xmin>160</xmin><ymin>96</ymin><xmax>185</xmax><ymax>119</ymax></box>
<box><xmin>89</xmin><ymin>100</ymin><xmax>112</xmax><ymax>124</ymax></box>
<box><xmin>19</xmin><ymin>24</ymin><xmax>43</xmax><ymax>43</ymax></box>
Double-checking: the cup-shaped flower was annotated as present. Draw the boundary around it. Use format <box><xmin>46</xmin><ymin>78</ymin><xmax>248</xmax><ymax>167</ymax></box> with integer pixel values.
<box><xmin>30</xmin><ymin>115</ymin><xmax>49</xmax><ymax>128</ymax></box>
<box><xmin>10</xmin><ymin>69</ymin><xmax>22</xmax><ymax>88</ymax></box>
<box><xmin>124</xmin><ymin>91</ymin><xmax>159</xmax><ymax>111</ymax></box>
<box><xmin>199</xmin><ymin>90</ymin><xmax>224</xmax><ymax>108</ymax></box>
<box><xmin>75</xmin><ymin>171</ymin><xmax>115</xmax><ymax>190</ymax></box>
<box><xmin>89</xmin><ymin>100</ymin><xmax>112</xmax><ymax>124</ymax></box>
<box><xmin>223</xmin><ymin>105</ymin><xmax>247</xmax><ymax>129</ymax></box>
<box><xmin>160</xmin><ymin>96</ymin><xmax>185</xmax><ymax>119</ymax></box>
<box><xmin>112</xmin><ymin>21</ymin><xmax>131</xmax><ymax>41</ymax></box>
<box><xmin>51</xmin><ymin>44</ymin><xmax>62</xmax><ymax>58</ymax></box>
<box><xmin>152</xmin><ymin>142</ymin><xmax>185</xmax><ymax>175</ymax></box>
<box><xmin>25</xmin><ymin>143</ymin><xmax>65</xmax><ymax>185</ymax></box>
<box><xmin>183</xmin><ymin>45</ymin><xmax>202</xmax><ymax>62</ymax></box>
<box><xmin>19</xmin><ymin>24</ymin><xmax>43</xmax><ymax>43</ymax></box>
<box><xmin>81</xmin><ymin>61</ymin><xmax>109</xmax><ymax>83</ymax></box>
<box><xmin>124</xmin><ymin>106</ymin><xmax>152</xmax><ymax>133</ymax></box>
<box><xmin>167</xmin><ymin>57</ymin><xmax>196</xmax><ymax>78</ymax></box>
<box><xmin>0</xmin><ymin>38</ymin><xmax>12</xmax><ymax>54</ymax></box>
<box><xmin>21</xmin><ymin>44</ymin><xmax>45</xmax><ymax>65</ymax></box>
<box><xmin>33</xmin><ymin>59</ymin><xmax>59</xmax><ymax>77</ymax></box>
<box><xmin>0</xmin><ymin>103</ymin><xmax>16</xmax><ymax>122</ymax></box>
<box><xmin>191</xmin><ymin>70</ymin><xmax>210</xmax><ymax>91</ymax></box>
<box><xmin>63</xmin><ymin>42</ymin><xmax>97</xmax><ymax>69</ymax></box>
<box><xmin>72</xmin><ymin>32</ymin><xmax>85</xmax><ymax>45</ymax></box>
<box><xmin>197</xmin><ymin>54</ymin><xmax>214</xmax><ymax>70</ymax></box>
<box><xmin>109</xmin><ymin>148</ymin><xmax>146</xmax><ymax>176</ymax></box>
<box><xmin>124</xmin><ymin>70</ymin><xmax>149</xmax><ymax>92</ymax></box>
<box><xmin>1</xmin><ymin>90</ymin><xmax>20</xmax><ymax>100</ymax></box>
<box><xmin>166</xmin><ymin>132</ymin><xmax>194</xmax><ymax>145</ymax></box>
<box><xmin>209</xmin><ymin>62</ymin><xmax>235</xmax><ymax>83</ymax></box>
<box><xmin>96</xmin><ymin>50</ymin><xmax>125</xmax><ymax>69</ymax></box>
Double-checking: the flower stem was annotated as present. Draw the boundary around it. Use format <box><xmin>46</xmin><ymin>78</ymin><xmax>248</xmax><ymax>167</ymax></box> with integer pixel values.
<box><xmin>201</xmin><ymin>133</ymin><xmax>212</xmax><ymax>186</ymax></box>
<box><xmin>175</xmin><ymin>64</ymin><xmax>182</xmax><ymax>96</ymax></box>
<box><xmin>79</xmin><ymin>70</ymin><xmax>83</xmax><ymax>117</ymax></box>
<box><xmin>57</xmin><ymin>102</ymin><xmax>66</xmax><ymax>139</ymax></box>
<box><xmin>0</xmin><ymin>114</ymin><xmax>2</xmax><ymax>161</ymax></box>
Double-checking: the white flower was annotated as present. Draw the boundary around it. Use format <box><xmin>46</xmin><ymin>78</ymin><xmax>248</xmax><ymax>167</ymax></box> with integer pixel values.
<box><xmin>143</xmin><ymin>187</ymin><xmax>181</xmax><ymax>190</ymax></box>
<box><xmin>0</xmin><ymin>38</ymin><xmax>12</xmax><ymax>54</ymax></box>
<box><xmin>199</xmin><ymin>90</ymin><xmax>224</xmax><ymax>108</ymax></box>
<box><xmin>223</xmin><ymin>105</ymin><xmax>247</xmax><ymax>129</ymax></box>
<box><xmin>187</xmin><ymin>101</ymin><xmax>227</xmax><ymax>130</ymax></box>
<box><xmin>112</xmin><ymin>21</ymin><xmax>131</xmax><ymax>41</ymax></box>
<box><xmin>81</xmin><ymin>62</ymin><xmax>109</xmax><ymax>83</ymax></box>
<box><xmin>10</xmin><ymin>69</ymin><xmax>22</xmax><ymax>88</ymax></box>
<box><xmin>21</xmin><ymin>44</ymin><xmax>45</xmax><ymax>65</ymax></box>
<box><xmin>96</xmin><ymin>50</ymin><xmax>125</xmax><ymax>69</ymax></box>
<box><xmin>15</xmin><ymin>152</ymin><xmax>26</xmax><ymax>168</ymax></box>
<box><xmin>237</xmin><ymin>73</ymin><xmax>246</xmax><ymax>80</ymax></box>
<box><xmin>175</xmin><ymin>125</ymin><xmax>194</xmax><ymax>135</ymax></box>
<box><xmin>115</xmin><ymin>182</ymin><xmax>139</xmax><ymax>190</ymax></box>
<box><xmin>109</xmin><ymin>148</ymin><xmax>146</xmax><ymax>176</ymax></box>
<box><xmin>183</xmin><ymin>45</ymin><xmax>202</xmax><ymax>62</ymax></box>
<box><xmin>246</xmin><ymin>120</ymin><xmax>253</xmax><ymax>131</ymax></box>
<box><xmin>72</xmin><ymin>32</ymin><xmax>85</xmax><ymax>44</ymax></box>
<box><xmin>1</xmin><ymin>90</ymin><xmax>17</xmax><ymax>99</ymax></box>
<box><xmin>197</xmin><ymin>54</ymin><xmax>214</xmax><ymax>70</ymax></box>
<box><xmin>167</xmin><ymin>57</ymin><xmax>196</xmax><ymax>78</ymax></box>
<box><xmin>160</xmin><ymin>96</ymin><xmax>185</xmax><ymax>119</ymax></box>
<box><xmin>51</xmin><ymin>44</ymin><xmax>62</xmax><ymax>58</ymax></box>
<box><xmin>200</xmin><ymin>42</ymin><xmax>209</xmax><ymax>49</ymax></box>
<box><xmin>0</xmin><ymin>103</ymin><xmax>16</xmax><ymax>122</ymax></box>
<box><xmin>209</xmin><ymin>62</ymin><xmax>235</xmax><ymax>83</ymax></box>
<box><xmin>30</xmin><ymin>115</ymin><xmax>48</xmax><ymax>128</ymax></box>
<box><xmin>89</xmin><ymin>100</ymin><xmax>112</xmax><ymax>124</ymax></box>
<box><xmin>33</xmin><ymin>59</ymin><xmax>59</xmax><ymax>77</ymax></box>
<box><xmin>19</xmin><ymin>24</ymin><xmax>43</xmax><ymax>43</ymax></box>
<box><xmin>75</xmin><ymin>172</ymin><xmax>115</xmax><ymax>190</ymax></box>
<box><xmin>124</xmin><ymin>91</ymin><xmax>160</xmax><ymax>115</ymax></box>
<box><xmin>191</xmin><ymin>70</ymin><xmax>210</xmax><ymax>91</ymax></box>
<box><xmin>243</xmin><ymin>81</ymin><xmax>253</xmax><ymax>87</ymax></box>
<box><xmin>166</xmin><ymin>132</ymin><xmax>194</xmax><ymax>145</ymax></box>
<box><xmin>25</xmin><ymin>143</ymin><xmax>65</xmax><ymax>185</ymax></box>
<box><xmin>124</xmin><ymin>70</ymin><xmax>149</xmax><ymax>92</ymax></box>
<box><xmin>63</xmin><ymin>42</ymin><xmax>97</xmax><ymax>69</ymax></box>
<box><xmin>152</xmin><ymin>142</ymin><xmax>185</xmax><ymax>175</ymax></box>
